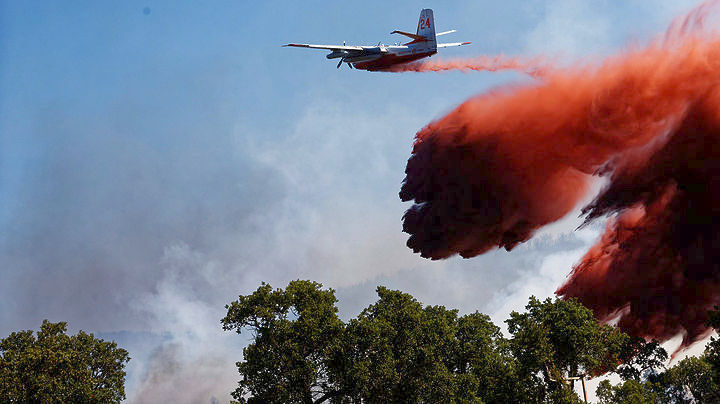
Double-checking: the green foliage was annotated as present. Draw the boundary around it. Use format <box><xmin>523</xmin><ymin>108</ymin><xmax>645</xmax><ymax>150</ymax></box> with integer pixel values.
<box><xmin>596</xmin><ymin>379</ymin><xmax>662</xmax><ymax>404</ymax></box>
<box><xmin>546</xmin><ymin>384</ymin><xmax>584</xmax><ymax>404</ymax></box>
<box><xmin>0</xmin><ymin>320</ymin><xmax>130</xmax><ymax>403</ymax></box>
<box><xmin>225</xmin><ymin>283</ymin><xmax>643</xmax><ymax>403</ymax></box>
<box><xmin>340</xmin><ymin>287</ymin><xmax>463</xmax><ymax>402</ymax></box>
<box><xmin>659</xmin><ymin>355</ymin><xmax>720</xmax><ymax>403</ymax></box>
<box><xmin>225</xmin><ymin>283</ymin><xmax>720</xmax><ymax>404</ymax></box>
<box><xmin>615</xmin><ymin>338</ymin><xmax>668</xmax><ymax>382</ymax></box>
<box><xmin>705</xmin><ymin>306</ymin><xmax>720</xmax><ymax>380</ymax></box>
<box><xmin>506</xmin><ymin>296</ymin><xmax>627</xmax><ymax>401</ymax></box>
<box><xmin>221</xmin><ymin>280</ymin><xmax>344</xmax><ymax>403</ymax></box>
<box><xmin>598</xmin><ymin>355</ymin><xmax>720</xmax><ymax>404</ymax></box>
<box><xmin>338</xmin><ymin>287</ymin><xmax>518</xmax><ymax>403</ymax></box>
<box><xmin>597</xmin><ymin>306</ymin><xmax>720</xmax><ymax>403</ymax></box>
<box><xmin>455</xmin><ymin>312</ymin><xmax>524</xmax><ymax>403</ymax></box>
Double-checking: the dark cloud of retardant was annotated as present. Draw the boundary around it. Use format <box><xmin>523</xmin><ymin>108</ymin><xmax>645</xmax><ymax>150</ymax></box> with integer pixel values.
<box><xmin>557</xmin><ymin>95</ymin><xmax>720</xmax><ymax>349</ymax></box>
<box><xmin>400</xmin><ymin>0</ymin><xmax>720</xmax><ymax>348</ymax></box>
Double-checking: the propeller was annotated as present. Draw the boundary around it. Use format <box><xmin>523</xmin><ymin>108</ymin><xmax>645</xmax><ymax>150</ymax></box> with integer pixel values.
<box><xmin>337</xmin><ymin>41</ymin><xmax>347</xmax><ymax>68</ymax></box>
<box><xmin>336</xmin><ymin>41</ymin><xmax>352</xmax><ymax>69</ymax></box>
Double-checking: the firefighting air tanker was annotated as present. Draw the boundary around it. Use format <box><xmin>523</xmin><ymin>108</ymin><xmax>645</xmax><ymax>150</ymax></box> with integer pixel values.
<box><xmin>284</xmin><ymin>9</ymin><xmax>470</xmax><ymax>71</ymax></box>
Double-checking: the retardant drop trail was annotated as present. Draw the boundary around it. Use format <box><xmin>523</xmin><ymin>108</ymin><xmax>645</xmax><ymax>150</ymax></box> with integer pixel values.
<box><xmin>384</xmin><ymin>55</ymin><xmax>549</xmax><ymax>77</ymax></box>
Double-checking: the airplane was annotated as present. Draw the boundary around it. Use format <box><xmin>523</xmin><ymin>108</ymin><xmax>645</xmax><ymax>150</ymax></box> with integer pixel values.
<box><xmin>283</xmin><ymin>9</ymin><xmax>470</xmax><ymax>71</ymax></box>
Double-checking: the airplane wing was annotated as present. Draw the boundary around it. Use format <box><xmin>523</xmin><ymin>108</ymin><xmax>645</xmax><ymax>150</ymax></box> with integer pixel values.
<box><xmin>437</xmin><ymin>42</ymin><xmax>471</xmax><ymax>48</ymax></box>
<box><xmin>436</xmin><ymin>30</ymin><xmax>457</xmax><ymax>36</ymax></box>
<box><xmin>283</xmin><ymin>43</ymin><xmax>365</xmax><ymax>51</ymax></box>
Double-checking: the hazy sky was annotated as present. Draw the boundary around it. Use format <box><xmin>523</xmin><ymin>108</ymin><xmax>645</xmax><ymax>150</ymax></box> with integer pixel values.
<box><xmin>0</xmin><ymin>1</ymin><xmax>705</xmax><ymax>402</ymax></box>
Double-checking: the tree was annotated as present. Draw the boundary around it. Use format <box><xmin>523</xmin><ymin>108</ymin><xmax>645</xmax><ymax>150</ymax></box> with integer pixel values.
<box><xmin>224</xmin><ymin>282</ymin><xmax>524</xmax><ymax>403</ymax></box>
<box><xmin>615</xmin><ymin>337</ymin><xmax>668</xmax><ymax>382</ymax></box>
<box><xmin>0</xmin><ymin>320</ymin><xmax>130</xmax><ymax>403</ymax></box>
<box><xmin>598</xmin><ymin>355</ymin><xmax>720</xmax><ymax>404</ymax></box>
<box><xmin>506</xmin><ymin>296</ymin><xmax>628</xmax><ymax>403</ymax></box>
<box><xmin>339</xmin><ymin>287</ymin><xmax>458</xmax><ymax>402</ymax></box>
<box><xmin>454</xmin><ymin>311</ymin><xmax>525</xmax><ymax>403</ymax></box>
<box><xmin>705</xmin><ymin>305</ymin><xmax>720</xmax><ymax>379</ymax></box>
<box><xmin>596</xmin><ymin>379</ymin><xmax>663</xmax><ymax>404</ymax></box>
<box><xmin>659</xmin><ymin>355</ymin><xmax>720</xmax><ymax>403</ymax></box>
<box><xmin>596</xmin><ymin>306</ymin><xmax>720</xmax><ymax>403</ymax></box>
<box><xmin>224</xmin><ymin>282</ymin><xmax>647</xmax><ymax>403</ymax></box>
<box><xmin>221</xmin><ymin>280</ymin><xmax>345</xmax><ymax>403</ymax></box>
<box><xmin>338</xmin><ymin>287</ymin><xmax>532</xmax><ymax>403</ymax></box>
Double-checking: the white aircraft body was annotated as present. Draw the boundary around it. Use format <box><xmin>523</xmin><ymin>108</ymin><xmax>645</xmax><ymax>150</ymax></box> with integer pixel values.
<box><xmin>284</xmin><ymin>9</ymin><xmax>470</xmax><ymax>71</ymax></box>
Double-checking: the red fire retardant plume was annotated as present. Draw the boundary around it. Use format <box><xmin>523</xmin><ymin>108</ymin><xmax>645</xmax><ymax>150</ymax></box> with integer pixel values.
<box><xmin>400</xmin><ymin>1</ymin><xmax>720</xmax><ymax>347</ymax></box>
<box><xmin>385</xmin><ymin>55</ymin><xmax>549</xmax><ymax>78</ymax></box>
<box><xmin>557</xmin><ymin>96</ymin><xmax>720</xmax><ymax>348</ymax></box>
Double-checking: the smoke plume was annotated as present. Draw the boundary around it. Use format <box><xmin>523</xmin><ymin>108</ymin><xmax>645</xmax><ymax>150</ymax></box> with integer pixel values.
<box><xmin>400</xmin><ymin>1</ymin><xmax>720</xmax><ymax>347</ymax></box>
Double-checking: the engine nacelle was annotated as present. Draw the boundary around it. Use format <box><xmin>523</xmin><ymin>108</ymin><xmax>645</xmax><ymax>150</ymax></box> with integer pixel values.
<box><xmin>326</xmin><ymin>50</ymin><xmax>349</xmax><ymax>59</ymax></box>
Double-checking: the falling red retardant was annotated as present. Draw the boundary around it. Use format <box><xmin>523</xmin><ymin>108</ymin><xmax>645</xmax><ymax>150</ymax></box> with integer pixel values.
<box><xmin>384</xmin><ymin>55</ymin><xmax>549</xmax><ymax>78</ymax></box>
<box><xmin>557</xmin><ymin>95</ymin><xmax>720</xmax><ymax>349</ymax></box>
<box><xmin>400</xmin><ymin>1</ymin><xmax>720</xmax><ymax>348</ymax></box>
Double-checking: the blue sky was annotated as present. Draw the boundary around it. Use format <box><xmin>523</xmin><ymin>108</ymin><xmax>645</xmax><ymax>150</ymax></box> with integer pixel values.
<box><xmin>0</xmin><ymin>1</ymin><xmax>705</xmax><ymax>402</ymax></box>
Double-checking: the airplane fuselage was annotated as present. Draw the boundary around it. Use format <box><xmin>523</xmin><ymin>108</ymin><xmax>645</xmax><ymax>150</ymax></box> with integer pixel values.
<box><xmin>344</xmin><ymin>46</ymin><xmax>437</xmax><ymax>71</ymax></box>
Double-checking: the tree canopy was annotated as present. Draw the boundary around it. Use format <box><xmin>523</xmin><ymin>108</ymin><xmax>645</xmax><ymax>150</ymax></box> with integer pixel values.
<box><xmin>221</xmin><ymin>281</ymin><xmax>345</xmax><ymax>403</ymax></box>
<box><xmin>505</xmin><ymin>296</ymin><xmax>631</xmax><ymax>403</ymax></box>
<box><xmin>0</xmin><ymin>320</ymin><xmax>130</xmax><ymax>403</ymax></box>
<box><xmin>223</xmin><ymin>280</ymin><xmax>660</xmax><ymax>403</ymax></box>
<box><xmin>6</xmin><ymin>282</ymin><xmax>716</xmax><ymax>403</ymax></box>
<box><xmin>597</xmin><ymin>306</ymin><xmax>720</xmax><ymax>404</ymax></box>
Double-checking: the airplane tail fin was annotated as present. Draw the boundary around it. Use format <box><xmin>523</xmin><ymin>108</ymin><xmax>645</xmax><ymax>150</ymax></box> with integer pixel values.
<box><xmin>416</xmin><ymin>9</ymin><xmax>436</xmax><ymax>43</ymax></box>
<box><xmin>391</xmin><ymin>9</ymin><xmax>437</xmax><ymax>51</ymax></box>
